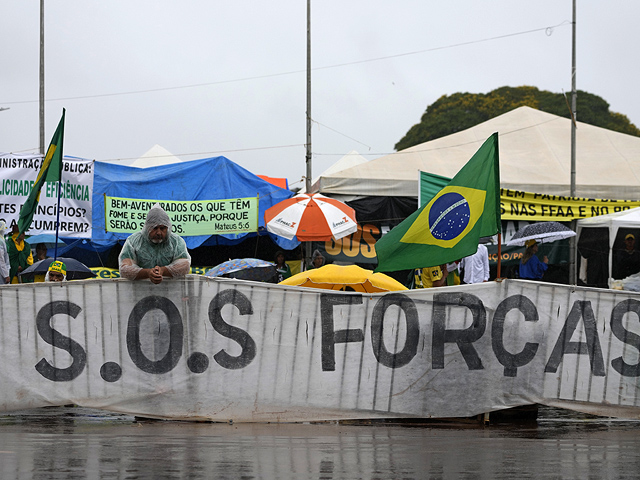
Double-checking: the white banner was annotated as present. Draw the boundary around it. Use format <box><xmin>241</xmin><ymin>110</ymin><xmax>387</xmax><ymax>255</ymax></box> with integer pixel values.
<box><xmin>0</xmin><ymin>153</ymin><xmax>93</xmax><ymax>237</ymax></box>
<box><xmin>1</xmin><ymin>277</ymin><xmax>639</xmax><ymax>421</ymax></box>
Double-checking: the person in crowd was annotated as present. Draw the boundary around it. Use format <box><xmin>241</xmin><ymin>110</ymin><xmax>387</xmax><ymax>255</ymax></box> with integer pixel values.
<box><xmin>274</xmin><ymin>250</ymin><xmax>291</xmax><ymax>282</ymax></box>
<box><xmin>445</xmin><ymin>261</ymin><xmax>461</xmax><ymax>286</ymax></box>
<box><xmin>308</xmin><ymin>250</ymin><xmax>325</xmax><ymax>270</ymax></box>
<box><xmin>460</xmin><ymin>243</ymin><xmax>490</xmax><ymax>284</ymax></box>
<box><xmin>412</xmin><ymin>264</ymin><xmax>449</xmax><ymax>288</ymax></box>
<box><xmin>6</xmin><ymin>224</ymin><xmax>33</xmax><ymax>284</ymax></box>
<box><xmin>518</xmin><ymin>239</ymin><xmax>548</xmax><ymax>280</ymax></box>
<box><xmin>119</xmin><ymin>204</ymin><xmax>191</xmax><ymax>284</ymax></box>
<box><xmin>45</xmin><ymin>260</ymin><xmax>67</xmax><ymax>282</ymax></box>
<box><xmin>0</xmin><ymin>221</ymin><xmax>10</xmax><ymax>284</ymax></box>
<box><xmin>614</xmin><ymin>233</ymin><xmax>640</xmax><ymax>279</ymax></box>
<box><xmin>36</xmin><ymin>243</ymin><xmax>48</xmax><ymax>261</ymax></box>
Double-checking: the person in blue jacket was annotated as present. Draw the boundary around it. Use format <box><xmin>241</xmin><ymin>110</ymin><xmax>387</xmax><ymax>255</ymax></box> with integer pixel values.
<box><xmin>519</xmin><ymin>239</ymin><xmax>548</xmax><ymax>280</ymax></box>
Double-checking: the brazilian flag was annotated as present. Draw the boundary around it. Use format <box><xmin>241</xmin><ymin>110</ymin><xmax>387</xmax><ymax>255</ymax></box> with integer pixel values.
<box><xmin>18</xmin><ymin>109</ymin><xmax>65</xmax><ymax>234</ymax></box>
<box><xmin>375</xmin><ymin>133</ymin><xmax>501</xmax><ymax>272</ymax></box>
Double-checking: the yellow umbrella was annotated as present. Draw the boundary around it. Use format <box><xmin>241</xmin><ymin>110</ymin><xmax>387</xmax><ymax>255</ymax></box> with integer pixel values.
<box><xmin>279</xmin><ymin>264</ymin><xmax>407</xmax><ymax>293</ymax></box>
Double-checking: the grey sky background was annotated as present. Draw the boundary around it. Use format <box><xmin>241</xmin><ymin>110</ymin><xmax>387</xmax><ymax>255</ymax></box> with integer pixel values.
<box><xmin>2</xmin><ymin>1</ymin><xmax>638</xmax><ymax>189</ymax></box>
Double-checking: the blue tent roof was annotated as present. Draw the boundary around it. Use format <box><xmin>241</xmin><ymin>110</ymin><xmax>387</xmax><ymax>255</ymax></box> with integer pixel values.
<box><xmin>92</xmin><ymin>156</ymin><xmax>299</xmax><ymax>249</ymax></box>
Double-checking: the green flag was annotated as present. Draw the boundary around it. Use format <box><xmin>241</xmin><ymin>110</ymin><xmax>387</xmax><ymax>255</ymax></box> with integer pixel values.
<box><xmin>419</xmin><ymin>170</ymin><xmax>451</xmax><ymax>207</ymax></box>
<box><xmin>375</xmin><ymin>132</ymin><xmax>501</xmax><ymax>272</ymax></box>
<box><xmin>18</xmin><ymin>109</ymin><xmax>65</xmax><ymax>234</ymax></box>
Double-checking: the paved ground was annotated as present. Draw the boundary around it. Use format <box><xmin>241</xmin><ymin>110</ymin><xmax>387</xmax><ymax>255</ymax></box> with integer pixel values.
<box><xmin>0</xmin><ymin>406</ymin><xmax>638</xmax><ymax>479</ymax></box>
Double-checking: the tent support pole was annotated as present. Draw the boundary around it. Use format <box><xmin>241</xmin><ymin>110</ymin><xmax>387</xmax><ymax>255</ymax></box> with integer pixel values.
<box><xmin>569</xmin><ymin>0</ymin><xmax>578</xmax><ymax>285</ymax></box>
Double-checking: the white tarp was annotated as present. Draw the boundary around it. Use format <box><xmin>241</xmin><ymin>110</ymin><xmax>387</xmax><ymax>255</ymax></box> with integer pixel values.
<box><xmin>0</xmin><ymin>153</ymin><xmax>93</xmax><ymax>237</ymax></box>
<box><xmin>1</xmin><ymin>276</ymin><xmax>639</xmax><ymax>421</ymax></box>
<box><xmin>315</xmin><ymin>106</ymin><xmax>640</xmax><ymax>200</ymax></box>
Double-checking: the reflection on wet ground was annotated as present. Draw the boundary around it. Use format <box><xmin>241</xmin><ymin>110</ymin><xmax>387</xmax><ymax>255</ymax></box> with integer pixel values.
<box><xmin>0</xmin><ymin>406</ymin><xmax>639</xmax><ymax>479</ymax></box>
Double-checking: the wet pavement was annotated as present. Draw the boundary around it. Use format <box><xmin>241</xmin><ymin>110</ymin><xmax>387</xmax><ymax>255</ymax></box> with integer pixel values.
<box><xmin>0</xmin><ymin>406</ymin><xmax>639</xmax><ymax>479</ymax></box>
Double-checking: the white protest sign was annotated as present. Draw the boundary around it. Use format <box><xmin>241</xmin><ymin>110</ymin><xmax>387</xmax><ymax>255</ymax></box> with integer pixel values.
<box><xmin>0</xmin><ymin>153</ymin><xmax>93</xmax><ymax>237</ymax></box>
<box><xmin>0</xmin><ymin>277</ymin><xmax>639</xmax><ymax>421</ymax></box>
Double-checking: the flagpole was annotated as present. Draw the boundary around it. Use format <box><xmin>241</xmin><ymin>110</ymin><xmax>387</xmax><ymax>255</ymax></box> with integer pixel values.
<box><xmin>53</xmin><ymin>108</ymin><xmax>66</xmax><ymax>261</ymax></box>
<box><xmin>39</xmin><ymin>0</ymin><xmax>45</xmax><ymax>154</ymax></box>
<box><xmin>53</xmin><ymin>181</ymin><xmax>62</xmax><ymax>261</ymax></box>
<box><xmin>497</xmin><ymin>233</ymin><xmax>502</xmax><ymax>278</ymax></box>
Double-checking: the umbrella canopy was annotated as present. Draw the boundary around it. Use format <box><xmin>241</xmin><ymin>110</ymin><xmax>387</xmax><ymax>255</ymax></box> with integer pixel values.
<box><xmin>205</xmin><ymin>258</ymin><xmax>277</xmax><ymax>282</ymax></box>
<box><xmin>279</xmin><ymin>264</ymin><xmax>408</xmax><ymax>293</ymax></box>
<box><xmin>26</xmin><ymin>233</ymin><xmax>66</xmax><ymax>248</ymax></box>
<box><xmin>506</xmin><ymin>221</ymin><xmax>576</xmax><ymax>246</ymax></box>
<box><xmin>264</xmin><ymin>193</ymin><xmax>358</xmax><ymax>241</ymax></box>
<box><xmin>19</xmin><ymin>257</ymin><xmax>97</xmax><ymax>281</ymax></box>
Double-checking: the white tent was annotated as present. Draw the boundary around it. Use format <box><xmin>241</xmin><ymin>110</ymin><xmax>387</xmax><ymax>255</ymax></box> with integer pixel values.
<box><xmin>576</xmin><ymin>207</ymin><xmax>640</xmax><ymax>286</ymax></box>
<box><xmin>301</xmin><ymin>150</ymin><xmax>368</xmax><ymax>194</ymax></box>
<box><xmin>129</xmin><ymin>144</ymin><xmax>183</xmax><ymax>168</ymax></box>
<box><xmin>314</xmin><ymin>106</ymin><xmax>640</xmax><ymax>200</ymax></box>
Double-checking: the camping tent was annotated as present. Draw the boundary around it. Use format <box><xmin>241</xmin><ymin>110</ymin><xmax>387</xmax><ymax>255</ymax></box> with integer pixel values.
<box><xmin>300</xmin><ymin>150</ymin><xmax>368</xmax><ymax>194</ymax></box>
<box><xmin>92</xmin><ymin>156</ymin><xmax>297</xmax><ymax>249</ymax></box>
<box><xmin>129</xmin><ymin>144</ymin><xmax>183</xmax><ymax>168</ymax></box>
<box><xmin>314</xmin><ymin>106</ymin><xmax>640</xmax><ymax>200</ymax></box>
<box><xmin>576</xmin><ymin>207</ymin><xmax>640</xmax><ymax>287</ymax></box>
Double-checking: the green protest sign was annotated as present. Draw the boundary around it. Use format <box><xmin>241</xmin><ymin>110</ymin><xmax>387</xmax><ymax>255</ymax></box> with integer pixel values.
<box><xmin>104</xmin><ymin>196</ymin><xmax>258</xmax><ymax>236</ymax></box>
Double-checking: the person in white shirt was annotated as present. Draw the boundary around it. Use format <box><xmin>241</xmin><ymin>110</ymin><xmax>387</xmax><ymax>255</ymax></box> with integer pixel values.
<box><xmin>460</xmin><ymin>243</ymin><xmax>490</xmax><ymax>284</ymax></box>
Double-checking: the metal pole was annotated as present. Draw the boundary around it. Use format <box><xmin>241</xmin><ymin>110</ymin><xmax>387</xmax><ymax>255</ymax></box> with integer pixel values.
<box><xmin>497</xmin><ymin>233</ymin><xmax>502</xmax><ymax>279</ymax></box>
<box><xmin>305</xmin><ymin>0</ymin><xmax>312</xmax><ymax>194</ymax></box>
<box><xmin>304</xmin><ymin>0</ymin><xmax>312</xmax><ymax>269</ymax></box>
<box><xmin>569</xmin><ymin>0</ymin><xmax>577</xmax><ymax>285</ymax></box>
<box><xmin>39</xmin><ymin>0</ymin><xmax>45</xmax><ymax>155</ymax></box>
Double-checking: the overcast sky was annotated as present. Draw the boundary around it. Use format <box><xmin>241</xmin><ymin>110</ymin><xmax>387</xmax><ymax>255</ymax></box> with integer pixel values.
<box><xmin>2</xmin><ymin>1</ymin><xmax>639</xmax><ymax>188</ymax></box>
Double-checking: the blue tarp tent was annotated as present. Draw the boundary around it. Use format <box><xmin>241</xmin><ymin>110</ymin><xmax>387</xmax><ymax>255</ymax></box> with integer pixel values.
<box><xmin>92</xmin><ymin>156</ymin><xmax>299</xmax><ymax>250</ymax></box>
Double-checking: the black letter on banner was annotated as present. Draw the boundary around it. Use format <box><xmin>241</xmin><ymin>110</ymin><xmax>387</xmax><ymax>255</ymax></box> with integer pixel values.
<box><xmin>35</xmin><ymin>301</ymin><xmax>86</xmax><ymax>382</ymax></box>
<box><xmin>432</xmin><ymin>293</ymin><xmax>486</xmax><ymax>370</ymax></box>
<box><xmin>610</xmin><ymin>299</ymin><xmax>640</xmax><ymax>377</ymax></box>
<box><xmin>492</xmin><ymin>295</ymin><xmax>539</xmax><ymax>377</ymax></box>
<box><xmin>209</xmin><ymin>289</ymin><xmax>256</xmax><ymax>369</ymax></box>
<box><xmin>321</xmin><ymin>293</ymin><xmax>364</xmax><ymax>371</ymax></box>
<box><xmin>545</xmin><ymin>301</ymin><xmax>605</xmax><ymax>376</ymax></box>
<box><xmin>127</xmin><ymin>296</ymin><xmax>183</xmax><ymax>374</ymax></box>
<box><xmin>371</xmin><ymin>293</ymin><xmax>419</xmax><ymax>368</ymax></box>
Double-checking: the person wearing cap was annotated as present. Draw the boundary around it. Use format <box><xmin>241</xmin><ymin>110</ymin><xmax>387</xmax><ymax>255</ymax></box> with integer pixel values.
<box><xmin>274</xmin><ymin>250</ymin><xmax>291</xmax><ymax>282</ymax></box>
<box><xmin>614</xmin><ymin>233</ymin><xmax>640</xmax><ymax>279</ymax></box>
<box><xmin>518</xmin><ymin>239</ymin><xmax>548</xmax><ymax>280</ymax></box>
<box><xmin>119</xmin><ymin>204</ymin><xmax>191</xmax><ymax>284</ymax></box>
<box><xmin>46</xmin><ymin>260</ymin><xmax>67</xmax><ymax>282</ymax></box>
<box><xmin>6</xmin><ymin>224</ymin><xmax>33</xmax><ymax>284</ymax></box>
<box><xmin>307</xmin><ymin>249</ymin><xmax>325</xmax><ymax>270</ymax></box>
<box><xmin>0</xmin><ymin>221</ymin><xmax>10</xmax><ymax>284</ymax></box>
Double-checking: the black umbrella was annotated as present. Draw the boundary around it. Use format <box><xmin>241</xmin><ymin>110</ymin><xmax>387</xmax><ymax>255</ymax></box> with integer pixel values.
<box><xmin>19</xmin><ymin>257</ymin><xmax>97</xmax><ymax>281</ymax></box>
<box><xmin>506</xmin><ymin>221</ymin><xmax>576</xmax><ymax>247</ymax></box>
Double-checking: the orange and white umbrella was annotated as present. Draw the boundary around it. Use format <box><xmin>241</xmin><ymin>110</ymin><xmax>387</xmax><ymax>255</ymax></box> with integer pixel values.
<box><xmin>264</xmin><ymin>193</ymin><xmax>357</xmax><ymax>241</ymax></box>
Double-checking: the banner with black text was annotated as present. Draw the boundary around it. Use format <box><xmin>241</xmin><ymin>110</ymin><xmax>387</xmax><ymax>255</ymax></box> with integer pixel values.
<box><xmin>0</xmin><ymin>277</ymin><xmax>639</xmax><ymax>421</ymax></box>
<box><xmin>0</xmin><ymin>153</ymin><xmax>93</xmax><ymax>237</ymax></box>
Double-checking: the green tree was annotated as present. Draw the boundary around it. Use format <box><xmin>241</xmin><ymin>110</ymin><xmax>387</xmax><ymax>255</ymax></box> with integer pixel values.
<box><xmin>395</xmin><ymin>86</ymin><xmax>640</xmax><ymax>151</ymax></box>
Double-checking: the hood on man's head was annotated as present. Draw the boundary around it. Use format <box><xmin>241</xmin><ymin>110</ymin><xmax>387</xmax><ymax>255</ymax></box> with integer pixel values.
<box><xmin>144</xmin><ymin>203</ymin><xmax>172</xmax><ymax>234</ymax></box>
